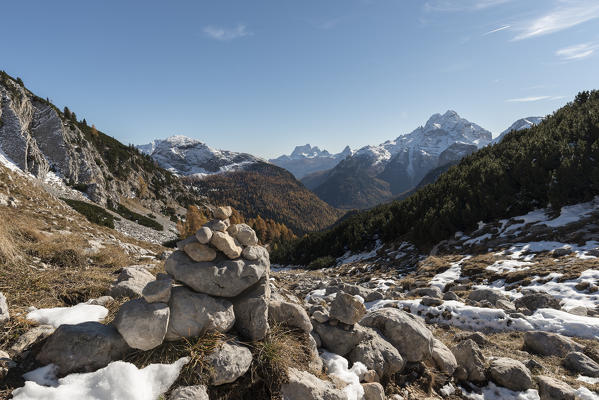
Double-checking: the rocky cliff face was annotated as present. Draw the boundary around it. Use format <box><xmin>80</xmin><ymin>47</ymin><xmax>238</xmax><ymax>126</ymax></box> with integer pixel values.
<box><xmin>0</xmin><ymin>72</ymin><xmax>197</xmax><ymax>211</ymax></box>
<box><xmin>270</xmin><ymin>144</ymin><xmax>352</xmax><ymax>179</ymax></box>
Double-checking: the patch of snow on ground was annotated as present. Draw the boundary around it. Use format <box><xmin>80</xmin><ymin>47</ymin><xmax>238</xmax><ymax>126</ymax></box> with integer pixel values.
<box><xmin>462</xmin><ymin>382</ymin><xmax>539</xmax><ymax>399</ymax></box>
<box><xmin>430</xmin><ymin>256</ymin><xmax>471</xmax><ymax>290</ymax></box>
<box><xmin>575</xmin><ymin>387</ymin><xmax>599</xmax><ymax>400</ymax></box>
<box><xmin>372</xmin><ymin>279</ymin><xmax>396</xmax><ymax>291</ymax></box>
<box><xmin>0</xmin><ymin>148</ymin><xmax>22</xmax><ymax>173</ymax></box>
<box><xmin>365</xmin><ymin>299</ymin><xmax>599</xmax><ymax>339</ymax></box>
<box><xmin>545</xmin><ymin>199</ymin><xmax>598</xmax><ymax>227</ymax></box>
<box><xmin>501</xmin><ymin>241</ymin><xmax>598</xmax><ymax>261</ymax></box>
<box><xmin>337</xmin><ymin>240</ymin><xmax>382</xmax><ymax>265</ymax></box>
<box><xmin>26</xmin><ymin>303</ymin><xmax>108</xmax><ymax>328</ymax></box>
<box><xmin>12</xmin><ymin>358</ymin><xmax>189</xmax><ymax>400</ymax></box>
<box><xmin>578</xmin><ymin>375</ymin><xmax>599</xmax><ymax>385</ymax></box>
<box><xmin>486</xmin><ymin>259</ymin><xmax>532</xmax><ymax>274</ymax></box>
<box><xmin>320</xmin><ymin>352</ymin><xmax>367</xmax><ymax>400</ymax></box>
<box><xmin>23</xmin><ymin>365</ymin><xmax>59</xmax><ymax>387</ymax></box>
<box><xmin>464</xmin><ymin>234</ymin><xmax>492</xmax><ymax>246</ymax></box>
<box><xmin>525</xmin><ymin>269</ymin><xmax>599</xmax><ymax>311</ymax></box>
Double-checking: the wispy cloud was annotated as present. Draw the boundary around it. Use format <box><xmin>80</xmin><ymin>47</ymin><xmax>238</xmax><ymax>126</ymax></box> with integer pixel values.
<box><xmin>555</xmin><ymin>42</ymin><xmax>597</xmax><ymax>60</ymax></box>
<box><xmin>424</xmin><ymin>0</ymin><xmax>512</xmax><ymax>12</ymax></box>
<box><xmin>483</xmin><ymin>25</ymin><xmax>511</xmax><ymax>35</ymax></box>
<box><xmin>513</xmin><ymin>1</ymin><xmax>599</xmax><ymax>40</ymax></box>
<box><xmin>203</xmin><ymin>24</ymin><xmax>253</xmax><ymax>41</ymax></box>
<box><xmin>506</xmin><ymin>95</ymin><xmax>564</xmax><ymax>102</ymax></box>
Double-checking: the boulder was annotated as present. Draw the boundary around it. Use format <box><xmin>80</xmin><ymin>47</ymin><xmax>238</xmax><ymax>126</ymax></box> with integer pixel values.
<box><xmin>195</xmin><ymin>227</ymin><xmax>213</xmax><ymax>244</ymax></box>
<box><xmin>421</xmin><ymin>296</ymin><xmax>443</xmax><ymax>306</ymax></box>
<box><xmin>233</xmin><ymin>275</ymin><xmax>270</xmax><ymax>341</ymax></box>
<box><xmin>242</xmin><ymin>245</ymin><xmax>269</xmax><ymax>261</ymax></box>
<box><xmin>360</xmin><ymin>308</ymin><xmax>434</xmax><ymax>362</ymax></box>
<box><xmin>0</xmin><ymin>292</ymin><xmax>9</xmax><ymax>323</ymax></box>
<box><xmin>327</xmin><ymin>283</ymin><xmax>374</xmax><ymax>300</ymax></box>
<box><xmin>313</xmin><ymin>321</ymin><xmax>369</xmax><ymax>356</ymax></box>
<box><xmin>142</xmin><ymin>279</ymin><xmax>172</xmax><ymax>303</ymax></box>
<box><xmin>362</xmin><ymin>382</ymin><xmax>385</xmax><ymax>400</ymax></box>
<box><xmin>307</xmin><ymin>333</ymin><xmax>324</xmax><ymax>374</ymax></box>
<box><xmin>489</xmin><ymin>357</ymin><xmax>533</xmax><ymax>391</ymax></box>
<box><xmin>210</xmin><ymin>231</ymin><xmax>242</xmax><ymax>259</ymax></box>
<box><xmin>230</xmin><ymin>224</ymin><xmax>259</xmax><ymax>246</ymax></box>
<box><xmin>205</xmin><ymin>219</ymin><xmax>230</xmax><ymax>233</ymax></box>
<box><xmin>166</xmin><ymin>287</ymin><xmax>235</xmax><ymax>341</ymax></box>
<box><xmin>312</xmin><ymin>310</ymin><xmax>330</xmax><ymax>323</ymax></box>
<box><xmin>36</xmin><ymin>322</ymin><xmax>129</xmax><ymax>375</ymax></box>
<box><xmin>451</xmin><ymin>339</ymin><xmax>486</xmax><ymax>383</ymax></box>
<box><xmin>114</xmin><ymin>299</ymin><xmax>169</xmax><ymax>350</ymax></box>
<box><xmin>407</xmin><ymin>287</ymin><xmax>443</xmax><ymax>299</ymax></box>
<box><xmin>183</xmin><ymin>242</ymin><xmax>217</xmax><ymax>262</ymax></box>
<box><xmin>431</xmin><ymin>339</ymin><xmax>457</xmax><ymax>375</ymax></box>
<box><xmin>205</xmin><ymin>342</ymin><xmax>252</xmax><ymax>385</ymax></box>
<box><xmin>515</xmin><ymin>293</ymin><xmax>561</xmax><ymax>311</ymax></box>
<box><xmin>365</xmin><ymin>291</ymin><xmax>384</xmax><ymax>302</ymax></box>
<box><xmin>109</xmin><ymin>266</ymin><xmax>155</xmax><ymax>299</ymax></box>
<box><xmin>281</xmin><ymin>368</ymin><xmax>345</xmax><ymax>400</ymax></box>
<box><xmin>165</xmin><ymin>250</ymin><xmax>268</xmax><ymax>297</ymax></box>
<box><xmin>213</xmin><ymin>206</ymin><xmax>232</xmax><ymax>220</ymax></box>
<box><xmin>443</xmin><ymin>291</ymin><xmax>460</xmax><ymax>301</ymax></box>
<box><xmin>177</xmin><ymin>236</ymin><xmax>197</xmax><ymax>251</ymax></box>
<box><xmin>468</xmin><ymin>288</ymin><xmax>507</xmax><ymax>305</ymax></box>
<box><xmin>349</xmin><ymin>329</ymin><xmax>405</xmax><ymax>379</ymax></box>
<box><xmin>269</xmin><ymin>300</ymin><xmax>312</xmax><ymax>332</ymax></box>
<box><xmin>536</xmin><ymin>376</ymin><xmax>576</xmax><ymax>400</ymax></box>
<box><xmin>169</xmin><ymin>385</ymin><xmax>209</xmax><ymax>400</ymax></box>
<box><xmin>523</xmin><ymin>331</ymin><xmax>584</xmax><ymax>357</ymax></box>
<box><xmin>329</xmin><ymin>292</ymin><xmax>366</xmax><ymax>325</ymax></box>
<box><xmin>562</xmin><ymin>352</ymin><xmax>599</xmax><ymax>377</ymax></box>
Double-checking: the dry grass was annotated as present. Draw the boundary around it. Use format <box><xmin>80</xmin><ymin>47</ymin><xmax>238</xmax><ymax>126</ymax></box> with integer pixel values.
<box><xmin>0</xmin><ymin>219</ymin><xmax>18</xmax><ymax>265</ymax></box>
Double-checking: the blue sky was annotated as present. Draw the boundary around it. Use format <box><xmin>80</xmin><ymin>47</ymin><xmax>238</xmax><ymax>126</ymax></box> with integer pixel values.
<box><xmin>2</xmin><ymin>0</ymin><xmax>598</xmax><ymax>158</ymax></box>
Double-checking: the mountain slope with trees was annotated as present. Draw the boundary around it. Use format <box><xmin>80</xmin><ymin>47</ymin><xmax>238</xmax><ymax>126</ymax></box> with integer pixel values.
<box><xmin>273</xmin><ymin>91</ymin><xmax>599</xmax><ymax>265</ymax></box>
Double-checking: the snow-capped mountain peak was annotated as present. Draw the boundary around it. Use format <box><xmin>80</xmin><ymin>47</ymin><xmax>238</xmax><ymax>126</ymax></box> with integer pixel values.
<box><xmin>493</xmin><ymin>117</ymin><xmax>544</xmax><ymax>143</ymax></box>
<box><xmin>270</xmin><ymin>144</ymin><xmax>353</xmax><ymax>178</ymax></box>
<box><xmin>137</xmin><ymin>135</ymin><xmax>261</xmax><ymax>176</ymax></box>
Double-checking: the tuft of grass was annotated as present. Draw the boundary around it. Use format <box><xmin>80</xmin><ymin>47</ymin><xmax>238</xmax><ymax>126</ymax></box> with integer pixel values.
<box><xmin>0</xmin><ymin>222</ymin><xmax>18</xmax><ymax>265</ymax></box>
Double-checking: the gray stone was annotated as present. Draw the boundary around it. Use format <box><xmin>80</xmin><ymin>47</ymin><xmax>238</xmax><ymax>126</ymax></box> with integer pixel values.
<box><xmin>489</xmin><ymin>357</ymin><xmax>533</xmax><ymax>391</ymax></box>
<box><xmin>567</xmin><ymin>306</ymin><xmax>588</xmax><ymax>316</ymax></box>
<box><xmin>114</xmin><ymin>299</ymin><xmax>169</xmax><ymax>350</ymax></box>
<box><xmin>195</xmin><ymin>227</ymin><xmax>213</xmax><ymax>244</ymax></box>
<box><xmin>443</xmin><ymin>291</ymin><xmax>460</xmax><ymax>301</ymax></box>
<box><xmin>213</xmin><ymin>206</ymin><xmax>232</xmax><ymax>220</ymax></box>
<box><xmin>408</xmin><ymin>287</ymin><xmax>443</xmax><ymax>299</ymax></box>
<box><xmin>109</xmin><ymin>266</ymin><xmax>155</xmax><ymax>299</ymax></box>
<box><xmin>536</xmin><ymin>376</ymin><xmax>576</xmax><ymax>400</ymax></box>
<box><xmin>421</xmin><ymin>296</ymin><xmax>443</xmax><ymax>306</ymax></box>
<box><xmin>176</xmin><ymin>236</ymin><xmax>197</xmax><ymax>251</ymax></box>
<box><xmin>0</xmin><ymin>292</ymin><xmax>9</xmax><ymax>323</ymax></box>
<box><xmin>205</xmin><ymin>219</ymin><xmax>230</xmax><ymax>233</ymax></box>
<box><xmin>360</xmin><ymin>308</ymin><xmax>434</xmax><ymax>362</ymax></box>
<box><xmin>37</xmin><ymin>322</ymin><xmax>129</xmax><ymax>375</ymax></box>
<box><xmin>10</xmin><ymin>325</ymin><xmax>55</xmax><ymax>354</ymax></box>
<box><xmin>307</xmin><ymin>332</ymin><xmax>323</xmax><ymax>374</ymax></box>
<box><xmin>242</xmin><ymin>245</ymin><xmax>269</xmax><ymax>261</ymax></box>
<box><xmin>451</xmin><ymin>339</ymin><xmax>486</xmax><ymax>383</ymax></box>
<box><xmin>362</xmin><ymin>382</ymin><xmax>385</xmax><ymax>400</ymax></box>
<box><xmin>183</xmin><ymin>242</ymin><xmax>216</xmax><ymax>262</ymax></box>
<box><xmin>269</xmin><ymin>300</ymin><xmax>312</xmax><ymax>332</ymax></box>
<box><xmin>431</xmin><ymin>338</ymin><xmax>457</xmax><ymax>375</ymax></box>
<box><xmin>205</xmin><ymin>342</ymin><xmax>252</xmax><ymax>385</ymax></box>
<box><xmin>86</xmin><ymin>296</ymin><xmax>114</xmax><ymax>306</ymax></box>
<box><xmin>233</xmin><ymin>275</ymin><xmax>270</xmax><ymax>341</ymax></box>
<box><xmin>169</xmin><ymin>385</ymin><xmax>209</xmax><ymax>400</ymax></box>
<box><xmin>562</xmin><ymin>352</ymin><xmax>599</xmax><ymax>377</ymax></box>
<box><xmin>210</xmin><ymin>231</ymin><xmax>242</xmax><ymax>258</ymax></box>
<box><xmin>365</xmin><ymin>291</ymin><xmax>385</xmax><ymax>302</ymax></box>
<box><xmin>312</xmin><ymin>310</ymin><xmax>330</xmax><ymax>323</ymax></box>
<box><xmin>166</xmin><ymin>287</ymin><xmax>235</xmax><ymax>341</ymax></box>
<box><xmin>142</xmin><ymin>279</ymin><xmax>172</xmax><ymax>303</ymax></box>
<box><xmin>165</xmin><ymin>250</ymin><xmax>268</xmax><ymax>297</ymax></box>
<box><xmin>281</xmin><ymin>368</ymin><xmax>345</xmax><ymax>400</ymax></box>
<box><xmin>515</xmin><ymin>293</ymin><xmax>561</xmax><ymax>311</ymax></box>
<box><xmin>468</xmin><ymin>288</ymin><xmax>507</xmax><ymax>305</ymax></box>
<box><xmin>313</xmin><ymin>321</ymin><xmax>369</xmax><ymax>356</ymax></box>
<box><xmin>329</xmin><ymin>292</ymin><xmax>366</xmax><ymax>325</ymax></box>
<box><xmin>524</xmin><ymin>331</ymin><xmax>584</xmax><ymax>357</ymax></box>
<box><xmin>349</xmin><ymin>328</ymin><xmax>405</xmax><ymax>379</ymax></box>
<box><xmin>231</xmin><ymin>224</ymin><xmax>259</xmax><ymax>246</ymax></box>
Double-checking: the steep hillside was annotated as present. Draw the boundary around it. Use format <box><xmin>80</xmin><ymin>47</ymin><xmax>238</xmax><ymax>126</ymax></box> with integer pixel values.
<box><xmin>493</xmin><ymin>116</ymin><xmax>543</xmax><ymax>144</ymax></box>
<box><xmin>0</xmin><ymin>71</ymin><xmax>198</xmax><ymax>214</ymax></box>
<box><xmin>274</xmin><ymin>91</ymin><xmax>599</xmax><ymax>265</ymax></box>
<box><xmin>270</xmin><ymin>144</ymin><xmax>352</xmax><ymax>179</ymax></box>
<box><xmin>311</xmin><ymin>110</ymin><xmax>492</xmax><ymax>209</ymax></box>
<box><xmin>185</xmin><ymin>161</ymin><xmax>345</xmax><ymax>234</ymax></box>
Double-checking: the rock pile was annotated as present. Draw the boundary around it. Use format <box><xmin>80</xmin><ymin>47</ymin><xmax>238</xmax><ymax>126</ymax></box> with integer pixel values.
<box><xmin>113</xmin><ymin>205</ymin><xmax>271</xmax><ymax>349</ymax></box>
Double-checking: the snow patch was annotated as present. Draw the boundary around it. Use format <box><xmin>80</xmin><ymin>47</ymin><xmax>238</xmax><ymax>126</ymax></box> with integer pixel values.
<box><xmin>320</xmin><ymin>352</ymin><xmax>367</xmax><ymax>400</ymax></box>
<box><xmin>430</xmin><ymin>256</ymin><xmax>470</xmax><ymax>290</ymax></box>
<box><xmin>462</xmin><ymin>381</ymin><xmax>539</xmax><ymax>399</ymax></box>
<box><xmin>26</xmin><ymin>303</ymin><xmax>108</xmax><ymax>328</ymax></box>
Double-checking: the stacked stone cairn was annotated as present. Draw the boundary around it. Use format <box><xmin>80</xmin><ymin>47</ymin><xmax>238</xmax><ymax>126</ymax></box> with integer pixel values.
<box><xmin>113</xmin><ymin>205</ymin><xmax>271</xmax><ymax>351</ymax></box>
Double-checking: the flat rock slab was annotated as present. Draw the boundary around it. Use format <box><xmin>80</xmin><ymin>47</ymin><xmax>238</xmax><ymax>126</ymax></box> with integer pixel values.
<box><xmin>166</xmin><ymin>287</ymin><xmax>235</xmax><ymax>341</ymax></box>
<box><xmin>165</xmin><ymin>250</ymin><xmax>269</xmax><ymax>297</ymax></box>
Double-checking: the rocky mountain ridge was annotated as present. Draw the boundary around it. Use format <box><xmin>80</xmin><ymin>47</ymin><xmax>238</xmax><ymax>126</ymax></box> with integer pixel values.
<box><xmin>270</xmin><ymin>144</ymin><xmax>353</xmax><ymax>179</ymax></box>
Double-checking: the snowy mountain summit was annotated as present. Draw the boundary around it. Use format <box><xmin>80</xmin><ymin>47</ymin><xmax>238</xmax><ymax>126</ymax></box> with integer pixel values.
<box><xmin>137</xmin><ymin>135</ymin><xmax>261</xmax><ymax>176</ymax></box>
<box><xmin>493</xmin><ymin>117</ymin><xmax>544</xmax><ymax>143</ymax></box>
<box><xmin>270</xmin><ymin>144</ymin><xmax>352</xmax><ymax>179</ymax></box>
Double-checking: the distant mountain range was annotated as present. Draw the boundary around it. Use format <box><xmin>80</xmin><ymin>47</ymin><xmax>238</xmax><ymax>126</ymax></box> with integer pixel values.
<box><xmin>493</xmin><ymin>117</ymin><xmax>543</xmax><ymax>144</ymax></box>
<box><xmin>269</xmin><ymin>144</ymin><xmax>352</xmax><ymax>179</ymax></box>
